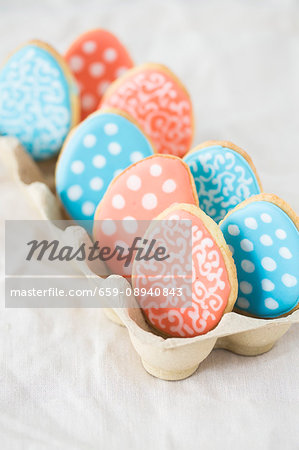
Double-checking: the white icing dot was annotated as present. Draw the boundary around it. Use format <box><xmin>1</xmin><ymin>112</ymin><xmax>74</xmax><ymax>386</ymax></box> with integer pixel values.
<box><xmin>228</xmin><ymin>245</ymin><xmax>234</xmax><ymax>255</ymax></box>
<box><xmin>104</xmin><ymin>123</ymin><xmax>118</xmax><ymax>135</ymax></box>
<box><xmin>142</xmin><ymin>193</ymin><xmax>157</xmax><ymax>210</ymax></box>
<box><xmin>83</xmin><ymin>134</ymin><xmax>97</xmax><ymax>148</ymax></box>
<box><xmin>122</xmin><ymin>216</ymin><xmax>138</xmax><ymax>234</ymax></box>
<box><xmin>244</xmin><ymin>217</ymin><xmax>258</xmax><ymax>230</ymax></box>
<box><xmin>240</xmin><ymin>239</ymin><xmax>254</xmax><ymax>252</ymax></box>
<box><xmin>228</xmin><ymin>224</ymin><xmax>240</xmax><ymax>236</ymax></box>
<box><xmin>281</xmin><ymin>273</ymin><xmax>297</xmax><ymax>287</ymax></box>
<box><xmin>130</xmin><ymin>151</ymin><xmax>143</xmax><ymax>163</ymax></box>
<box><xmin>67</xmin><ymin>185</ymin><xmax>82</xmax><ymax>201</ymax></box>
<box><xmin>126</xmin><ymin>175</ymin><xmax>141</xmax><ymax>191</ymax></box>
<box><xmin>115</xmin><ymin>66</ymin><xmax>128</xmax><ymax>77</ymax></box>
<box><xmin>169</xmin><ymin>214</ymin><xmax>180</xmax><ymax>220</ymax></box>
<box><xmin>114</xmin><ymin>240</ymin><xmax>130</xmax><ymax>256</ymax></box>
<box><xmin>71</xmin><ymin>160</ymin><xmax>85</xmax><ymax>174</ymax></box>
<box><xmin>275</xmin><ymin>229</ymin><xmax>287</xmax><ymax>240</ymax></box>
<box><xmin>92</xmin><ymin>155</ymin><xmax>106</xmax><ymax>168</ymax></box>
<box><xmin>265</xmin><ymin>298</ymin><xmax>279</xmax><ymax>310</ymax></box>
<box><xmin>69</xmin><ymin>55</ymin><xmax>84</xmax><ymax>72</ymax></box>
<box><xmin>97</xmin><ymin>81</ymin><xmax>110</xmax><ymax>95</ymax></box>
<box><xmin>261</xmin><ymin>257</ymin><xmax>277</xmax><ymax>272</ymax></box>
<box><xmin>82</xmin><ymin>40</ymin><xmax>97</xmax><ymax>54</ymax></box>
<box><xmin>101</xmin><ymin>219</ymin><xmax>116</xmax><ymax>236</ymax></box>
<box><xmin>82</xmin><ymin>201</ymin><xmax>95</xmax><ymax>216</ymax></box>
<box><xmin>108</xmin><ymin>142</ymin><xmax>121</xmax><ymax>155</ymax></box>
<box><xmin>262</xmin><ymin>279</ymin><xmax>275</xmax><ymax>292</ymax></box>
<box><xmin>261</xmin><ymin>213</ymin><xmax>272</xmax><ymax>223</ymax></box>
<box><xmin>279</xmin><ymin>247</ymin><xmax>292</xmax><ymax>259</ymax></box>
<box><xmin>162</xmin><ymin>179</ymin><xmax>176</xmax><ymax>193</ymax></box>
<box><xmin>90</xmin><ymin>177</ymin><xmax>104</xmax><ymax>191</ymax></box>
<box><xmin>89</xmin><ymin>62</ymin><xmax>105</xmax><ymax>78</ymax></box>
<box><xmin>260</xmin><ymin>234</ymin><xmax>273</xmax><ymax>246</ymax></box>
<box><xmin>237</xmin><ymin>297</ymin><xmax>250</xmax><ymax>309</ymax></box>
<box><xmin>103</xmin><ymin>47</ymin><xmax>117</xmax><ymax>62</ymax></box>
<box><xmin>113</xmin><ymin>169</ymin><xmax>123</xmax><ymax>177</ymax></box>
<box><xmin>112</xmin><ymin>194</ymin><xmax>125</xmax><ymax>209</ymax></box>
<box><xmin>241</xmin><ymin>260</ymin><xmax>255</xmax><ymax>273</ymax></box>
<box><xmin>81</xmin><ymin>94</ymin><xmax>96</xmax><ymax>110</ymax></box>
<box><xmin>240</xmin><ymin>281</ymin><xmax>253</xmax><ymax>294</ymax></box>
<box><xmin>150</xmin><ymin>164</ymin><xmax>162</xmax><ymax>177</ymax></box>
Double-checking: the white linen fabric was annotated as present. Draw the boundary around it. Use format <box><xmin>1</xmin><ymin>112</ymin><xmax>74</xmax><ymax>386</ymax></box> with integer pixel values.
<box><xmin>0</xmin><ymin>0</ymin><xmax>298</xmax><ymax>448</ymax></box>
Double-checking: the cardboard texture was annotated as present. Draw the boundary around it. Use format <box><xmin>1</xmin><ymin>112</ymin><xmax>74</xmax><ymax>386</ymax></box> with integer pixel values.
<box><xmin>1</xmin><ymin>136</ymin><xmax>298</xmax><ymax>381</ymax></box>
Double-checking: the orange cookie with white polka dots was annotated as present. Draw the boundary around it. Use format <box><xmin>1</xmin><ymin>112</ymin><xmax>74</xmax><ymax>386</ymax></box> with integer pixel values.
<box><xmin>65</xmin><ymin>29</ymin><xmax>133</xmax><ymax>121</ymax></box>
<box><xmin>93</xmin><ymin>154</ymin><xmax>198</xmax><ymax>276</ymax></box>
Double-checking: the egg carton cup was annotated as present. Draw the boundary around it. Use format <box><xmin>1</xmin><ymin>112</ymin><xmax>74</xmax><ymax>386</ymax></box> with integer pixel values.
<box><xmin>1</xmin><ymin>136</ymin><xmax>299</xmax><ymax>381</ymax></box>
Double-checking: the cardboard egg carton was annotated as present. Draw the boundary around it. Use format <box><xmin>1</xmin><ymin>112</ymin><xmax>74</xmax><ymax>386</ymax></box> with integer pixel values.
<box><xmin>1</xmin><ymin>136</ymin><xmax>298</xmax><ymax>381</ymax></box>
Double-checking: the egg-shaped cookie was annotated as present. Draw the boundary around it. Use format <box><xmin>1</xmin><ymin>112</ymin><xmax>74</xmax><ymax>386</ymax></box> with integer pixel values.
<box><xmin>132</xmin><ymin>203</ymin><xmax>237</xmax><ymax>338</ymax></box>
<box><xmin>56</xmin><ymin>109</ymin><xmax>155</xmax><ymax>231</ymax></box>
<box><xmin>65</xmin><ymin>29</ymin><xmax>133</xmax><ymax>121</ymax></box>
<box><xmin>184</xmin><ymin>141</ymin><xmax>262</xmax><ymax>223</ymax></box>
<box><xmin>100</xmin><ymin>63</ymin><xmax>194</xmax><ymax>158</ymax></box>
<box><xmin>93</xmin><ymin>155</ymin><xmax>199</xmax><ymax>275</ymax></box>
<box><xmin>0</xmin><ymin>40</ymin><xmax>79</xmax><ymax>160</ymax></box>
<box><xmin>220</xmin><ymin>194</ymin><xmax>299</xmax><ymax>318</ymax></box>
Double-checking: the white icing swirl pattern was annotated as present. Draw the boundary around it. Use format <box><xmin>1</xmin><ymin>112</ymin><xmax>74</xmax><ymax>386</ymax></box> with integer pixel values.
<box><xmin>134</xmin><ymin>215</ymin><xmax>230</xmax><ymax>337</ymax></box>
<box><xmin>102</xmin><ymin>69</ymin><xmax>193</xmax><ymax>157</ymax></box>
<box><xmin>184</xmin><ymin>146</ymin><xmax>261</xmax><ymax>223</ymax></box>
<box><xmin>0</xmin><ymin>45</ymin><xmax>72</xmax><ymax>160</ymax></box>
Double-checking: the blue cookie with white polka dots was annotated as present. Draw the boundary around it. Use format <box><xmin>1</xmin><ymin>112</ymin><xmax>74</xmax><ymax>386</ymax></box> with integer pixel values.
<box><xmin>183</xmin><ymin>141</ymin><xmax>262</xmax><ymax>224</ymax></box>
<box><xmin>0</xmin><ymin>40</ymin><xmax>79</xmax><ymax>160</ymax></box>
<box><xmin>220</xmin><ymin>194</ymin><xmax>299</xmax><ymax>318</ymax></box>
<box><xmin>56</xmin><ymin>109</ymin><xmax>155</xmax><ymax>231</ymax></box>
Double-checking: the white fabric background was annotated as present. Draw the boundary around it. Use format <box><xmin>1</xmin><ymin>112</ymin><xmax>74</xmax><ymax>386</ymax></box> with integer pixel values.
<box><xmin>0</xmin><ymin>0</ymin><xmax>299</xmax><ymax>448</ymax></box>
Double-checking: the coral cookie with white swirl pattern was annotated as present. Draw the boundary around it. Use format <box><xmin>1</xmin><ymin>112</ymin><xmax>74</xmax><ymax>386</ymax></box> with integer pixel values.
<box><xmin>93</xmin><ymin>155</ymin><xmax>198</xmax><ymax>275</ymax></box>
<box><xmin>0</xmin><ymin>40</ymin><xmax>79</xmax><ymax>160</ymax></box>
<box><xmin>184</xmin><ymin>141</ymin><xmax>262</xmax><ymax>223</ymax></box>
<box><xmin>100</xmin><ymin>63</ymin><xmax>194</xmax><ymax>157</ymax></box>
<box><xmin>56</xmin><ymin>109</ymin><xmax>155</xmax><ymax>230</ymax></box>
<box><xmin>220</xmin><ymin>194</ymin><xmax>299</xmax><ymax>318</ymax></box>
<box><xmin>65</xmin><ymin>29</ymin><xmax>133</xmax><ymax>121</ymax></box>
<box><xmin>132</xmin><ymin>203</ymin><xmax>237</xmax><ymax>337</ymax></box>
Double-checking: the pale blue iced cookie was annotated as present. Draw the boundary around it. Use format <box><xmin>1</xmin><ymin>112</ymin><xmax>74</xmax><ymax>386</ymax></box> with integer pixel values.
<box><xmin>0</xmin><ymin>40</ymin><xmax>79</xmax><ymax>160</ymax></box>
<box><xmin>56</xmin><ymin>109</ymin><xmax>155</xmax><ymax>231</ymax></box>
<box><xmin>184</xmin><ymin>141</ymin><xmax>262</xmax><ymax>223</ymax></box>
<box><xmin>220</xmin><ymin>194</ymin><xmax>299</xmax><ymax>318</ymax></box>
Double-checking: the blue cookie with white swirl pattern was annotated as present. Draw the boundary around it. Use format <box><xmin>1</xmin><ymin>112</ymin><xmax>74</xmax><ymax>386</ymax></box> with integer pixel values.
<box><xmin>220</xmin><ymin>194</ymin><xmax>299</xmax><ymax>318</ymax></box>
<box><xmin>184</xmin><ymin>141</ymin><xmax>262</xmax><ymax>223</ymax></box>
<box><xmin>0</xmin><ymin>40</ymin><xmax>79</xmax><ymax>160</ymax></box>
